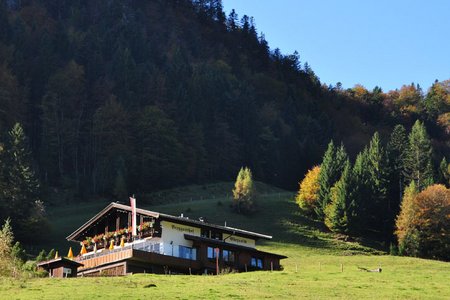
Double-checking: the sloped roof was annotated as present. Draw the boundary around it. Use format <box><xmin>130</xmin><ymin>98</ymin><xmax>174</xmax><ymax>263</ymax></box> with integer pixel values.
<box><xmin>66</xmin><ymin>202</ymin><xmax>272</xmax><ymax>242</ymax></box>
<box><xmin>66</xmin><ymin>202</ymin><xmax>159</xmax><ymax>241</ymax></box>
<box><xmin>184</xmin><ymin>234</ymin><xmax>287</xmax><ymax>259</ymax></box>
<box><xmin>37</xmin><ymin>257</ymin><xmax>84</xmax><ymax>269</ymax></box>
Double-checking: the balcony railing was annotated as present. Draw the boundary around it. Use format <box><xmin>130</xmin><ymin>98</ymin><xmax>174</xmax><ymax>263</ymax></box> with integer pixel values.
<box><xmin>77</xmin><ymin>239</ymin><xmax>162</xmax><ymax>262</ymax></box>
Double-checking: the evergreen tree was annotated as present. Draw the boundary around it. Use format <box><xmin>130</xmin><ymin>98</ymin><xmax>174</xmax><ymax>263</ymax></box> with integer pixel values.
<box><xmin>348</xmin><ymin>148</ymin><xmax>371</xmax><ymax>233</ymax></box>
<box><xmin>135</xmin><ymin>105</ymin><xmax>183</xmax><ymax>190</ymax></box>
<box><xmin>438</xmin><ymin>157</ymin><xmax>449</xmax><ymax>186</ymax></box>
<box><xmin>366</xmin><ymin>132</ymin><xmax>389</xmax><ymax>235</ymax></box>
<box><xmin>35</xmin><ymin>249</ymin><xmax>47</xmax><ymax>263</ymax></box>
<box><xmin>386</xmin><ymin>125</ymin><xmax>408</xmax><ymax>213</ymax></box>
<box><xmin>404</xmin><ymin>120</ymin><xmax>434</xmax><ymax>191</ymax></box>
<box><xmin>3</xmin><ymin>123</ymin><xmax>44</xmax><ymax>241</ymax></box>
<box><xmin>316</xmin><ymin>141</ymin><xmax>348</xmax><ymax>219</ymax></box>
<box><xmin>325</xmin><ymin>159</ymin><xmax>350</xmax><ymax>233</ymax></box>
<box><xmin>92</xmin><ymin>97</ymin><xmax>130</xmax><ymax>195</ymax></box>
<box><xmin>232</xmin><ymin>167</ymin><xmax>255</xmax><ymax>214</ymax></box>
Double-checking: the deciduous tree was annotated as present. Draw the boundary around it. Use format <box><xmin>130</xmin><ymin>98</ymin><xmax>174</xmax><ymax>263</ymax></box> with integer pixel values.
<box><xmin>232</xmin><ymin>167</ymin><xmax>255</xmax><ymax>214</ymax></box>
<box><xmin>296</xmin><ymin>166</ymin><xmax>320</xmax><ymax>214</ymax></box>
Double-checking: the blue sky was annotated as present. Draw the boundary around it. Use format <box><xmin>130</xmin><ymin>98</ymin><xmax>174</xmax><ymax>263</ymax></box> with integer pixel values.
<box><xmin>222</xmin><ymin>0</ymin><xmax>450</xmax><ymax>92</ymax></box>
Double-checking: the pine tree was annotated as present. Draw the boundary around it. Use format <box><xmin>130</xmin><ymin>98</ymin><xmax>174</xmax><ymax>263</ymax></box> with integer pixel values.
<box><xmin>316</xmin><ymin>141</ymin><xmax>348</xmax><ymax>219</ymax></box>
<box><xmin>386</xmin><ymin>125</ymin><xmax>408</xmax><ymax>214</ymax></box>
<box><xmin>3</xmin><ymin>123</ymin><xmax>43</xmax><ymax>241</ymax></box>
<box><xmin>347</xmin><ymin>148</ymin><xmax>371</xmax><ymax>233</ymax></box>
<box><xmin>366</xmin><ymin>132</ymin><xmax>389</xmax><ymax>235</ymax></box>
<box><xmin>325</xmin><ymin>160</ymin><xmax>350</xmax><ymax>233</ymax></box>
<box><xmin>232</xmin><ymin>167</ymin><xmax>255</xmax><ymax>214</ymax></box>
<box><xmin>404</xmin><ymin>120</ymin><xmax>434</xmax><ymax>191</ymax></box>
<box><xmin>438</xmin><ymin>157</ymin><xmax>449</xmax><ymax>186</ymax></box>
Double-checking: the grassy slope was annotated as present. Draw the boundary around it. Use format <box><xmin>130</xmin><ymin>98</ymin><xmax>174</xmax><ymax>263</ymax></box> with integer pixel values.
<box><xmin>8</xmin><ymin>182</ymin><xmax>450</xmax><ymax>299</ymax></box>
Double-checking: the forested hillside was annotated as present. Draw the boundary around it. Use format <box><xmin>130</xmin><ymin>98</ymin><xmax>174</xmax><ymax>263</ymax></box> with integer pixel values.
<box><xmin>0</xmin><ymin>1</ymin><xmax>448</xmax><ymax>217</ymax></box>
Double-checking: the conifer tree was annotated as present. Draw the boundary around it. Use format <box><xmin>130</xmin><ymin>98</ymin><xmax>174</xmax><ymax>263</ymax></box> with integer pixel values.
<box><xmin>316</xmin><ymin>141</ymin><xmax>348</xmax><ymax>219</ymax></box>
<box><xmin>347</xmin><ymin>148</ymin><xmax>370</xmax><ymax>232</ymax></box>
<box><xmin>3</xmin><ymin>123</ymin><xmax>43</xmax><ymax>241</ymax></box>
<box><xmin>386</xmin><ymin>125</ymin><xmax>408</xmax><ymax>212</ymax></box>
<box><xmin>404</xmin><ymin>120</ymin><xmax>434</xmax><ymax>191</ymax></box>
<box><xmin>325</xmin><ymin>160</ymin><xmax>350</xmax><ymax>233</ymax></box>
<box><xmin>438</xmin><ymin>157</ymin><xmax>449</xmax><ymax>186</ymax></box>
<box><xmin>366</xmin><ymin>132</ymin><xmax>389</xmax><ymax>234</ymax></box>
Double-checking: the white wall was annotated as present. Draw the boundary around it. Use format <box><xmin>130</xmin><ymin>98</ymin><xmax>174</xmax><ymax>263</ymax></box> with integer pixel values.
<box><xmin>160</xmin><ymin>221</ymin><xmax>201</xmax><ymax>257</ymax></box>
<box><xmin>223</xmin><ymin>234</ymin><xmax>256</xmax><ymax>248</ymax></box>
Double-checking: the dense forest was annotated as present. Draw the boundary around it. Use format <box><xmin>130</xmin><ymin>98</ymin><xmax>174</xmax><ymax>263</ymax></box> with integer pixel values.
<box><xmin>0</xmin><ymin>0</ymin><xmax>448</xmax><ymax>243</ymax></box>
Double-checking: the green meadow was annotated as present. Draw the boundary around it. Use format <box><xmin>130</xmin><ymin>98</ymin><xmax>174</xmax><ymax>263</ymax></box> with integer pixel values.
<box><xmin>4</xmin><ymin>183</ymin><xmax>450</xmax><ymax>299</ymax></box>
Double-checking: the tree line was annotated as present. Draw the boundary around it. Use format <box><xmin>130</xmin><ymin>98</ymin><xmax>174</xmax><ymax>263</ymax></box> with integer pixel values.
<box><xmin>296</xmin><ymin>121</ymin><xmax>449</xmax><ymax>260</ymax></box>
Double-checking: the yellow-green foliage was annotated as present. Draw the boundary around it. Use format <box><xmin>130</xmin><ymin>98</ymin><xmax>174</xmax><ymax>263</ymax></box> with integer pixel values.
<box><xmin>232</xmin><ymin>167</ymin><xmax>254</xmax><ymax>213</ymax></box>
<box><xmin>0</xmin><ymin>219</ymin><xmax>15</xmax><ymax>277</ymax></box>
<box><xmin>395</xmin><ymin>182</ymin><xmax>419</xmax><ymax>255</ymax></box>
<box><xmin>296</xmin><ymin>166</ymin><xmax>320</xmax><ymax>214</ymax></box>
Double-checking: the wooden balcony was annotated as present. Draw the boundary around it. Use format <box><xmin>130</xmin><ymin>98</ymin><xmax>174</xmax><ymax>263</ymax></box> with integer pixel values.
<box><xmin>75</xmin><ymin>243</ymin><xmax>201</xmax><ymax>273</ymax></box>
<box><xmin>76</xmin><ymin>247</ymin><xmax>134</xmax><ymax>270</ymax></box>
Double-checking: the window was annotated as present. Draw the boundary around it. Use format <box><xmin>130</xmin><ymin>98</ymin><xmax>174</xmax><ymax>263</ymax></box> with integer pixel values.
<box><xmin>251</xmin><ymin>257</ymin><xmax>263</xmax><ymax>269</ymax></box>
<box><xmin>179</xmin><ymin>246</ymin><xmax>197</xmax><ymax>260</ymax></box>
<box><xmin>222</xmin><ymin>249</ymin><xmax>235</xmax><ymax>262</ymax></box>
<box><xmin>210</xmin><ymin>230</ymin><xmax>222</xmax><ymax>240</ymax></box>
<box><xmin>201</xmin><ymin>229</ymin><xmax>210</xmax><ymax>238</ymax></box>
<box><xmin>207</xmin><ymin>247</ymin><xmax>219</xmax><ymax>259</ymax></box>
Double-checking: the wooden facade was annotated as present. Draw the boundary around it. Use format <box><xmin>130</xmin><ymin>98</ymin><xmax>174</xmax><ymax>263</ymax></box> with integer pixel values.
<box><xmin>37</xmin><ymin>257</ymin><xmax>84</xmax><ymax>278</ymax></box>
<box><xmin>67</xmin><ymin>202</ymin><xmax>286</xmax><ymax>276</ymax></box>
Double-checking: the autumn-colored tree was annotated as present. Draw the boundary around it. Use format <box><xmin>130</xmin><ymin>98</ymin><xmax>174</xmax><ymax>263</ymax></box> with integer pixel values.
<box><xmin>395</xmin><ymin>84</ymin><xmax>422</xmax><ymax>116</ymax></box>
<box><xmin>0</xmin><ymin>218</ymin><xmax>15</xmax><ymax>277</ymax></box>
<box><xmin>395</xmin><ymin>182</ymin><xmax>419</xmax><ymax>256</ymax></box>
<box><xmin>296</xmin><ymin>166</ymin><xmax>320</xmax><ymax>214</ymax></box>
<box><xmin>396</xmin><ymin>184</ymin><xmax>450</xmax><ymax>260</ymax></box>
<box><xmin>424</xmin><ymin>80</ymin><xmax>450</xmax><ymax>121</ymax></box>
<box><xmin>413</xmin><ymin>185</ymin><xmax>450</xmax><ymax>260</ymax></box>
<box><xmin>232</xmin><ymin>167</ymin><xmax>255</xmax><ymax>214</ymax></box>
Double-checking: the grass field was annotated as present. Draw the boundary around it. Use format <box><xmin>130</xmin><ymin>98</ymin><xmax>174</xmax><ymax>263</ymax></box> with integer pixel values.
<box><xmin>6</xmin><ymin>182</ymin><xmax>450</xmax><ymax>299</ymax></box>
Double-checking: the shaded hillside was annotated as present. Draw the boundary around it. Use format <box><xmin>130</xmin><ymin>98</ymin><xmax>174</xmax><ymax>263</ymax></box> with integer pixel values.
<box><xmin>35</xmin><ymin>182</ymin><xmax>381</xmax><ymax>256</ymax></box>
<box><xmin>0</xmin><ymin>0</ymin><xmax>448</xmax><ymax>201</ymax></box>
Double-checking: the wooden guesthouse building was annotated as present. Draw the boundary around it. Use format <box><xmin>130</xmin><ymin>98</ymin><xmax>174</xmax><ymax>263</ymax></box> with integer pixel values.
<box><xmin>66</xmin><ymin>202</ymin><xmax>286</xmax><ymax>276</ymax></box>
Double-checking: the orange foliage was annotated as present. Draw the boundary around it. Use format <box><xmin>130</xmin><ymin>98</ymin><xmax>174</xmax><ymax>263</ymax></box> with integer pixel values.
<box><xmin>296</xmin><ymin>166</ymin><xmax>321</xmax><ymax>214</ymax></box>
<box><xmin>396</xmin><ymin>184</ymin><xmax>450</xmax><ymax>260</ymax></box>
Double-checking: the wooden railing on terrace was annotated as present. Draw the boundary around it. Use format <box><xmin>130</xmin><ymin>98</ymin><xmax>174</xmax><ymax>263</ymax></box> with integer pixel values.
<box><xmin>76</xmin><ymin>247</ymin><xmax>133</xmax><ymax>270</ymax></box>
